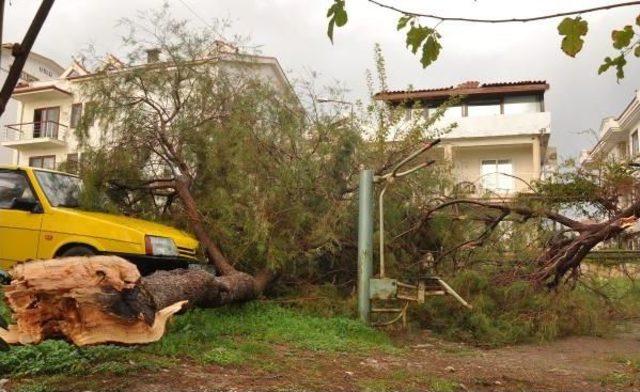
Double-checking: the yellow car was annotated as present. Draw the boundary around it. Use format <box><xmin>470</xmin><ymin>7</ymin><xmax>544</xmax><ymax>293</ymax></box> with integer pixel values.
<box><xmin>0</xmin><ymin>166</ymin><xmax>200</xmax><ymax>275</ymax></box>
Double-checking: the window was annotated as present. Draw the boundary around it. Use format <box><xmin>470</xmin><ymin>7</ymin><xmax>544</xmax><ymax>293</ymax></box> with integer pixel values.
<box><xmin>632</xmin><ymin>130</ymin><xmax>639</xmax><ymax>156</ymax></box>
<box><xmin>466</xmin><ymin>99</ymin><xmax>501</xmax><ymax>117</ymax></box>
<box><xmin>70</xmin><ymin>103</ymin><xmax>83</xmax><ymax>128</ymax></box>
<box><xmin>0</xmin><ymin>171</ymin><xmax>35</xmax><ymax>209</ymax></box>
<box><xmin>503</xmin><ymin>95</ymin><xmax>541</xmax><ymax>115</ymax></box>
<box><xmin>33</xmin><ymin>107</ymin><xmax>60</xmax><ymax>139</ymax></box>
<box><xmin>34</xmin><ymin>170</ymin><xmax>81</xmax><ymax>208</ymax></box>
<box><xmin>481</xmin><ymin>159</ymin><xmax>514</xmax><ymax>192</ymax></box>
<box><xmin>66</xmin><ymin>153</ymin><xmax>80</xmax><ymax>174</ymax></box>
<box><xmin>29</xmin><ymin>155</ymin><xmax>56</xmax><ymax>170</ymax></box>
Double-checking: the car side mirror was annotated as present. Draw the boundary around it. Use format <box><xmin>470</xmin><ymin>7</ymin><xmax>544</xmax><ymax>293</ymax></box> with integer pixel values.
<box><xmin>11</xmin><ymin>197</ymin><xmax>42</xmax><ymax>213</ymax></box>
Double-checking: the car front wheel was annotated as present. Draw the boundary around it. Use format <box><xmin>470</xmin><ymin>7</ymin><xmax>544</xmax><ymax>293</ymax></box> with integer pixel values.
<box><xmin>59</xmin><ymin>246</ymin><xmax>97</xmax><ymax>258</ymax></box>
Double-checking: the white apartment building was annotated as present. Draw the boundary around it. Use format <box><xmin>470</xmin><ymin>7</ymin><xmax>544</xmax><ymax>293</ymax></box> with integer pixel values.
<box><xmin>579</xmin><ymin>89</ymin><xmax>640</xmax><ymax>250</ymax></box>
<box><xmin>580</xmin><ymin>89</ymin><xmax>640</xmax><ymax>166</ymax></box>
<box><xmin>375</xmin><ymin>81</ymin><xmax>554</xmax><ymax>198</ymax></box>
<box><xmin>0</xmin><ymin>43</ymin><xmax>65</xmax><ymax>164</ymax></box>
<box><xmin>0</xmin><ymin>43</ymin><xmax>294</xmax><ymax>171</ymax></box>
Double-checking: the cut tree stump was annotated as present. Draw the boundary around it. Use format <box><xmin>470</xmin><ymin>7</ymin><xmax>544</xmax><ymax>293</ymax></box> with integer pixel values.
<box><xmin>0</xmin><ymin>256</ymin><xmax>236</xmax><ymax>346</ymax></box>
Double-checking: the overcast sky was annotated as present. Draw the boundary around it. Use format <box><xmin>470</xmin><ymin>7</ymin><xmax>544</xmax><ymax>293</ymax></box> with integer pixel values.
<box><xmin>4</xmin><ymin>0</ymin><xmax>639</xmax><ymax>159</ymax></box>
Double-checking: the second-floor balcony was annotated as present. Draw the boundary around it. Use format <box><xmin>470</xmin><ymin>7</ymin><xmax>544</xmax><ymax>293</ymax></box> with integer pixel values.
<box><xmin>0</xmin><ymin>121</ymin><xmax>68</xmax><ymax>149</ymax></box>
<box><xmin>389</xmin><ymin>111</ymin><xmax>551</xmax><ymax>141</ymax></box>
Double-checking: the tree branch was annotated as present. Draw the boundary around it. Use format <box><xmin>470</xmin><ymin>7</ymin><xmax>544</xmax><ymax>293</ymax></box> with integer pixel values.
<box><xmin>367</xmin><ymin>0</ymin><xmax>640</xmax><ymax>24</ymax></box>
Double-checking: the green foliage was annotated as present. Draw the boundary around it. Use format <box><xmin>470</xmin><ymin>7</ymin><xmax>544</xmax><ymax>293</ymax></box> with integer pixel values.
<box><xmin>612</xmin><ymin>25</ymin><xmax>635</xmax><ymax>49</ymax></box>
<box><xmin>400</xmin><ymin>21</ymin><xmax>441</xmax><ymax>68</ymax></box>
<box><xmin>415</xmin><ymin>269</ymin><xmax>640</xmax><ymax>347</ymax></box>
<box><xmin>396</xmin><ymin>15</ymin><xmax>412</xmax><ymax>31</ymax></box>
<box><xmin>77</xmin><ymin>8</ymin><xmax>366</xmax><ymax>274</ymax></box>
<box><xmin>558</xmin><ymin>16</ymin><xmax>589</xmax><ymax>57</ymax></box>
<box><xmin>326</xmin><ymin>5</ymin><xmax>639</xmax><ymax>78</ymax></box>
<box><xmin>599</xmin><ymin>19</ymin><xmax>639</xmax><ymax>81</ymax></box>
<box><xmin>327</xmin><ymin>0</ymin><xmax>348</xmax><ymax>43</ymax></box>
<box><xmin>599</xmin><ymin>55</ymin><xmax>628</xmax><ymax>80</ymax></box>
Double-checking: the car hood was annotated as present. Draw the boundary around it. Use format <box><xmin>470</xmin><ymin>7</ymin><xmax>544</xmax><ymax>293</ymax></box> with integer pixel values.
<box><xmin>54</xmin><ymin>208</ymin><xmax>198</xmax><ymax>247</ymax></box>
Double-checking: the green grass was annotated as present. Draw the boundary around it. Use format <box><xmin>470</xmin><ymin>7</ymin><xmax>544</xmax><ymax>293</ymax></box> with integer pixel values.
<box><xmin>146</xmin><ymin>301</ymin><xmax>394</xmax><ymax>364</ymax></box>
<box><xmin>0</xmin><ymin>300</ymin><xmax>392</xmax><ymax>379</ymax></box>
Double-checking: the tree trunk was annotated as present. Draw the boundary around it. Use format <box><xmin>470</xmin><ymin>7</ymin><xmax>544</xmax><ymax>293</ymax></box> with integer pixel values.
<box><xmin>0</xmin><ymin>256</ymin><xmax>259</xmax><ymax>346</ymax></box>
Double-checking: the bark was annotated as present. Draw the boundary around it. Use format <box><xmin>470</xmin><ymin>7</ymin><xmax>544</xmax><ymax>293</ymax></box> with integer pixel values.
<box><xmin>172</xmin><ymin>176</ymin><xmax>274</xmax><ymax>300</ymax></box>
<box><xmin>0</xmin><ymin>256</ymin><xmax>263</xmax><ymax>346</ymax></box>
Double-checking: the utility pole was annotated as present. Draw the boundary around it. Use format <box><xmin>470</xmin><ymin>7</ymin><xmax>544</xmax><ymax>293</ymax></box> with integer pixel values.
<box><xmin>357</xmin><ymin>169</ymin><xmax>374</xmax><ymax>323</ymax></box>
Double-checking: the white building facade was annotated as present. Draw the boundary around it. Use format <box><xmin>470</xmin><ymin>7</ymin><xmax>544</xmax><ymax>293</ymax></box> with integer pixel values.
<box><xmin>0</xmin><ymin>47</ymin><xmax>293</xmax><ymax>171</ymax></box>
<box><xmin>0</xmin><ymin>43</ymin><xmax>64</xmax><ymax>164</ymax></box>
<box><xmin>375</xmin><ymin>81</ymin><xmax>554</xmax><ymax>198</ymax></box>
<box><xmin>580</xmin><ymin>90</ymin><xmax>640</xmax><ymax>166</ymax></box>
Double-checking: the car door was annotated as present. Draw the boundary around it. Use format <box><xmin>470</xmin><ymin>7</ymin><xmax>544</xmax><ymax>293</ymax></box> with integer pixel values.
<box><xmin>0</xmin><ymin>170</ymin><xmax>43</xmax><ymax>269</ymax></box>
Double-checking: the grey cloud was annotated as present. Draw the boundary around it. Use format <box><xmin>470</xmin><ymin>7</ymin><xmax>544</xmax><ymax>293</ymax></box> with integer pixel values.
<box><xmin>3</xmin><ymin>0</ymin><xmax>638</xmax><ymax>159</ymax></box>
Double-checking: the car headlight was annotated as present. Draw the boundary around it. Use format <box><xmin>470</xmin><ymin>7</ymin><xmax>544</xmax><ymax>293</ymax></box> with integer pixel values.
<box><xmin>145</xmin><ymin>235</ymin><xmax>179</xmax><ymax>257</ymax></box>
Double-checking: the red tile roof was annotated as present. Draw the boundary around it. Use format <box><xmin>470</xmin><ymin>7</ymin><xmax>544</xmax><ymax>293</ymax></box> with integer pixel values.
<box><xmin>375</xmin><ymin>80</ymin><xmax>548</xmax><ymax>102</ymax></box>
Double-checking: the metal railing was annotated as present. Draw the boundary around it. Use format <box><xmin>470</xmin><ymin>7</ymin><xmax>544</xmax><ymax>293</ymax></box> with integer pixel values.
<box><xmin>1</xmin><ymin>121</ymin><xmax>68</xmax><ymax>142</ymax></box>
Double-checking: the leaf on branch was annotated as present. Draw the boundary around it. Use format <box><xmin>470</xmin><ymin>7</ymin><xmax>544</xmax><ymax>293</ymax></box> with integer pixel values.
<box><xmin>598</xmin><ymin>55</ymin><xmax>627</xmax><ymax>81</ymax></box>
<box><xmin>635</xmin><ymin>45</ymin><xmax>640</xmax><ymax>58</ymax></box>
<box><xmin>397</xmin><ymin>15</ymin><xmax>413</xmax><ymax>31</ymax></box>
<box><xmin>327</xmin><ymin>0</ymin><xmax>348</xmax><ymax>44</ymax></box>
<box><xmin>421</xmin><ymin>33</ymin><xmax>442</xmax><ymax>68</ymax></box>
<box><xmin>406</xmin><ymin>25</ymin><xmax>430</xmax><ymax>54</ymax></box>
<box><xmin>636</xmin><ymin>13</ymin><xmax>640</xmax><ymax>26</ymax></box>
<box><xmin>558</xmin><ymin>16</ymin><xmax>589</xmax><ymax>57</ymax></box>
<box><xmin>612</xmin><ymin>25</ymin><xmax>635</xmax><ymax>49</ymax></box>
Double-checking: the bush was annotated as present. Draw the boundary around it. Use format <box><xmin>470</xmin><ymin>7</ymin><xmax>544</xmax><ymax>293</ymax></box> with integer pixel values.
<box><xmin>414</xmin><ymin>269</ymin><xmax>639</xmax><ymax>347</ymax></box>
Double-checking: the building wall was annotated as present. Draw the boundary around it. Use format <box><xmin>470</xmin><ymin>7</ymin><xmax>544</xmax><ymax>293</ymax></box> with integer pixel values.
<box><xmin>0</xmin><ymin>47</ymin><xmax>64</xmax><ymax>164</ymax></box>
<box><xmin>627</xmin><ymin>117</ymin><xmax>640</xmax><ymax>161</ymax></box>
<box><xmin>450</xmin><ymin>142</ymin><xmax>536</xmax><ymax>195</ymax></box>
<box><xmin>4</xmin><ymin>56</ymin><xmax>292</xmax><ymax>169</ymax></box>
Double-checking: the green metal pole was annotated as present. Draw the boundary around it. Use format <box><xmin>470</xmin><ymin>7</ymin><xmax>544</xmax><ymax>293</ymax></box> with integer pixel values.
<box><xmin>357</xmin><ymin>169</ymin><xmax>374</xmax><ymax>324</ymax></box>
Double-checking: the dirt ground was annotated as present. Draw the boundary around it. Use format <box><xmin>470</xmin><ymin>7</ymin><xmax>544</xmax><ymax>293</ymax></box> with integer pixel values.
<box><xmin>16</xmin><ymin>328</ymin><xmax>640</xmax><ymax>392</ymax></box>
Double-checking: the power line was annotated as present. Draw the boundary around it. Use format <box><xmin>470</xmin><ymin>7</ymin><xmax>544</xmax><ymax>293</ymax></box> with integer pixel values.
<box><xmin>176</xmin><ymin>0</ymin><xmax>227</xmax><ymax>41</ymax></box>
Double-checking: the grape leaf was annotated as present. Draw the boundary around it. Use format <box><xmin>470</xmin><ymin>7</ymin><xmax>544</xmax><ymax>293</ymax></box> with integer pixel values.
<box><xmin>558</xmin><ymin>17</ymin><xmax>589</xmax><ymax>57</ymax></box>
<box><xmin>421</xmin><ymin>33</ymin><xmax>442</xmax><ymax>68</ymax></box>
<box><xmin>397</xmin><ymin>15</ymin><xmax>412</xmax><ymax>31</ymax></box>
<box><xmin>327</xmin><ymin>0</ymin><xmax>348</xmax><ymax>44</ymax></box>
<box><xmin>598</xmin><ymin>55</ymin><xmax>627</xmax><ymax>81</ymax></box>
<box><xmin>612</xmin><ymin>25</ymin><xmax>635</xmax><ymax>49</ymax></box>
<box><xmin>406</xmin><ymin>26</ymin><xmax>430</xmax><ymax>54</ymax></box>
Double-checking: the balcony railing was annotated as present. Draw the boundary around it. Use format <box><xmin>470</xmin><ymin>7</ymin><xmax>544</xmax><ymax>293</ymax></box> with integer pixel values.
<box><xmin>1</xmin><ymin>121</ymin><xmax>68</xmax><ymax>143</ymax></box>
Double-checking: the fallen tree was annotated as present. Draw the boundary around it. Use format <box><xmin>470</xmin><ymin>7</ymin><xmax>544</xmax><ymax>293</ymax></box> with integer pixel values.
<box><xmin>0</xmin><ymin>256</ymin><xmax>245</xmax><ymax>345</ymax></box>
<box><xmin>420</xmin><ymin>198</ymin><xmax>640</xmax><ymax>287</ymax></box>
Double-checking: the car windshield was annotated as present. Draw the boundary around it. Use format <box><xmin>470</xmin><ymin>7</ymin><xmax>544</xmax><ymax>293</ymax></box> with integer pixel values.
<box><xmin>34</xmin><ymin>170</ymin><xmax>82</xmax><ymax>208</ymax></box>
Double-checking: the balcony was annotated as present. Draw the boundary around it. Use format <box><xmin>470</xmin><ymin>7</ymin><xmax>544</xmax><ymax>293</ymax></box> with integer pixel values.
<box><xmin>443</xmin><ymin>112</ymin><xmax>551</xmax><ymax>139</ymax></box>
<box><xmin>389</xmin><ymin>112</ymin><xmax>551</xmax><ymax>142</ymax></box>
<box><xmin>0</xmin><ymin>121</ymin><xmax>68</xmax><ymax>149</ymax></box>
